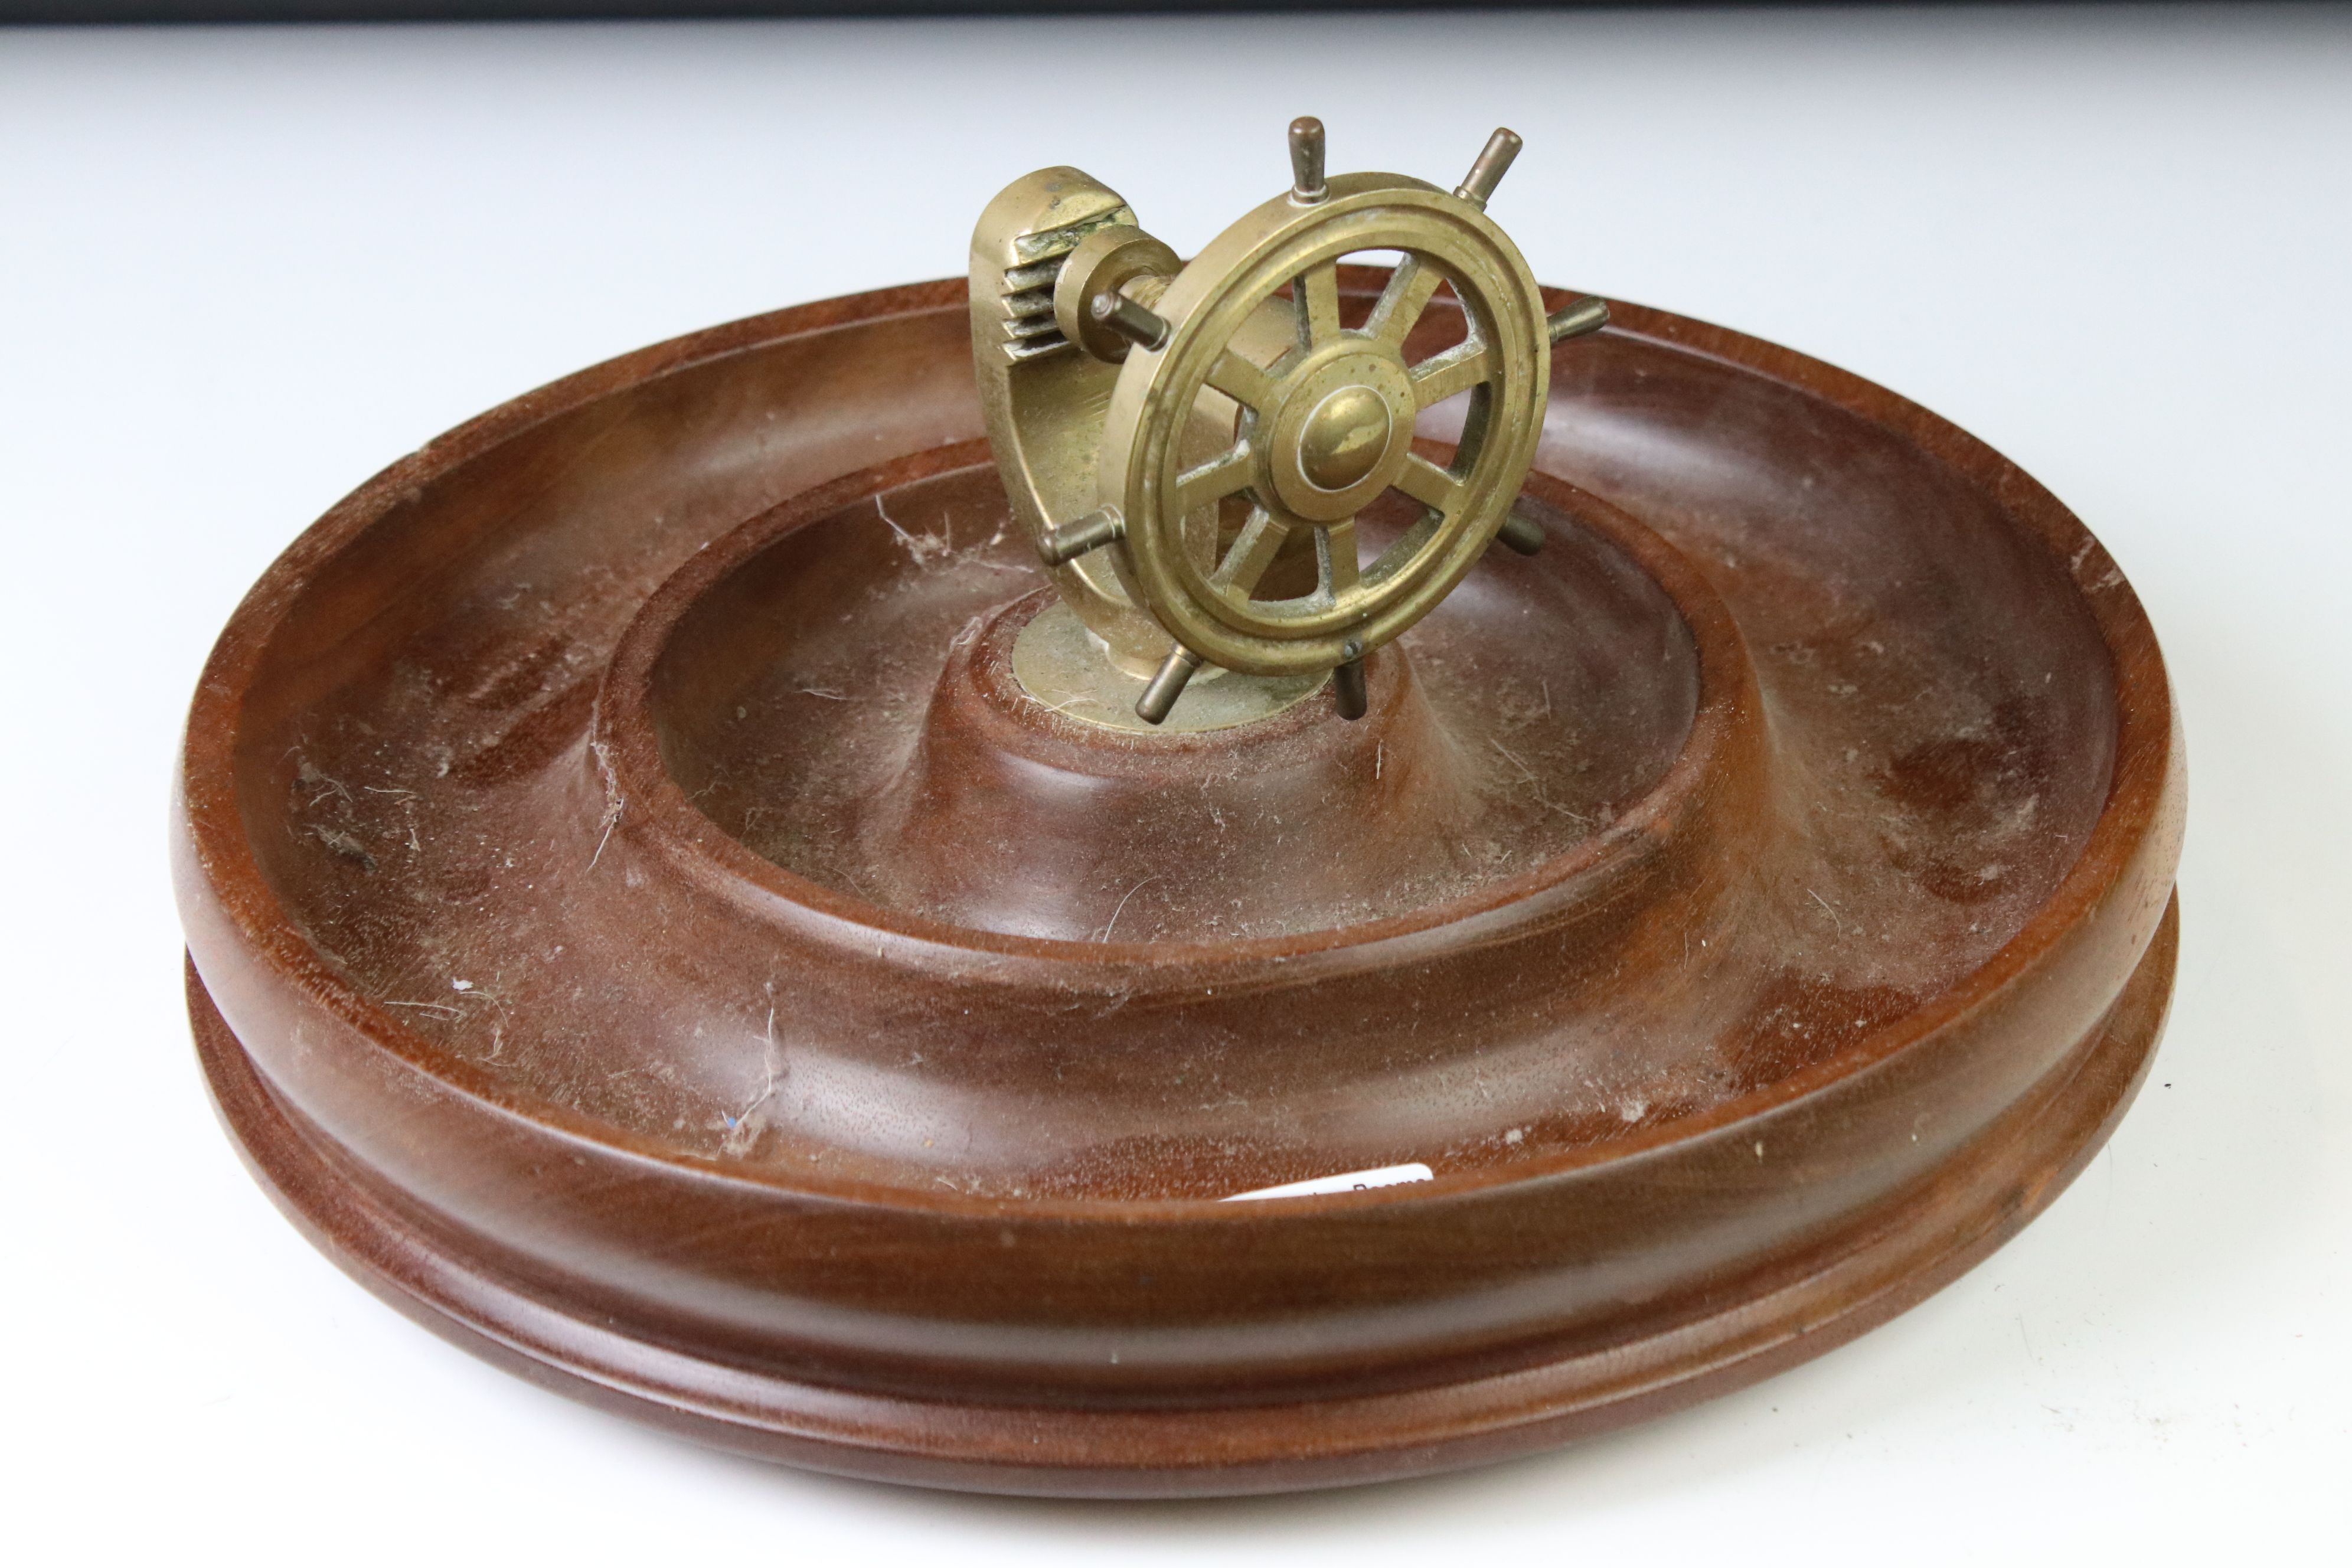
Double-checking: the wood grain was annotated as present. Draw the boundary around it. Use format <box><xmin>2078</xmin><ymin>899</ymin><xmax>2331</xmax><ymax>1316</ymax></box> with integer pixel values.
<box><xmin>174</xmin><ymin>271</ymin><xmax>2183</xmax><ymax>1494</ymax></box>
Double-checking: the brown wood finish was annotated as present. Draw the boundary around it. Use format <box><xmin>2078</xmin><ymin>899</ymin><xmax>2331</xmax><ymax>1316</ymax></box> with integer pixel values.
<box><xmin>174</xmin><ymin>270</ymin><xmax>2183</xmax><ymax>1495</ymax></box>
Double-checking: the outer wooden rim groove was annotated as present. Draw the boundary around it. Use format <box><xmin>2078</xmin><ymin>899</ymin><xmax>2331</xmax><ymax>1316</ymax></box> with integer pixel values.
<box><xmin>191</xmin><ymin>897</ymin><xmax>2173</xmax><ymax>1495</ymax></box>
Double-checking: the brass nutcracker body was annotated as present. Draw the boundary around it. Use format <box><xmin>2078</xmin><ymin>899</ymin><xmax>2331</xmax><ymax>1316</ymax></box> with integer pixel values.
<box><xmin>969</xmin><ymin>120</ymin><xmax>1607</xmax><ymax>721</ymax></box>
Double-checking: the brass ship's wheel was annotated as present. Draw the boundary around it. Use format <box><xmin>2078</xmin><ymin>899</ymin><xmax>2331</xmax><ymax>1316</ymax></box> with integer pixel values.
<box><xmin>997</xmin><ymin>120</ymin><xmax>1611</xmax><ymax>723</ymax></box>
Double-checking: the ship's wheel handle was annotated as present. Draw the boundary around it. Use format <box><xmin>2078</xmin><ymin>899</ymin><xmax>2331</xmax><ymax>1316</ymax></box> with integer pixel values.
<box><xmin>1047</xmin><ymin>121</ymin><xmax>1606</xmax><ymax>723</ymax></box>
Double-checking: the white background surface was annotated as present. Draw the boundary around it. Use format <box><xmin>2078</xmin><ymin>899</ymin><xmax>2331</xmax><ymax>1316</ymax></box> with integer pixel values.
<box><xmin>4</xmin><ymin>5</ymin><xmax>2348</xmax><ymax>1562</ymax></box>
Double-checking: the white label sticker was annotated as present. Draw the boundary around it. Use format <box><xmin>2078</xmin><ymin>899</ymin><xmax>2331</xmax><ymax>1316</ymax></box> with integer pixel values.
<box><xmin>1220</xmin><ymin>1162</ymin><xmax>1435</xmax><ymax>1202</ymax></box>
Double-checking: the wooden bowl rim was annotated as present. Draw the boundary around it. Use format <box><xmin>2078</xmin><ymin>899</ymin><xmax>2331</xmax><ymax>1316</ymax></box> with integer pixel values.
<box><xmin>177</xmin><ymin>275</ymin><xmax>2177</xmax><ymax>1222</ymax></box>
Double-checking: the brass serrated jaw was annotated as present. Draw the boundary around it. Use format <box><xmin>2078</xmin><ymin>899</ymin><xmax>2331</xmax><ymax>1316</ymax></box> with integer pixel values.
<box><xmin>969</xmin><ymin>120</ymin><xmax>1608</xmax><ymax>727</ymax></box>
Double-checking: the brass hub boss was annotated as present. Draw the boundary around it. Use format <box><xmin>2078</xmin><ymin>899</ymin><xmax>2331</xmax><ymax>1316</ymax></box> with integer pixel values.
<box><xmin>1295</xmin><ymin>383</ymin><xmax>1393</xmax><ymax>494</ymax></box>
<box><xmin>1262</xmin><ymin>345</ymin><xmax>1414</xmax><ymax>518</ymax></box>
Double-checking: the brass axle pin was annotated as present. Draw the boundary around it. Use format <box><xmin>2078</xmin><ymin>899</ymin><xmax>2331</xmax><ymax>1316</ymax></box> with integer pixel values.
<box><xmin>1040</xmin><ymin>508</ymin><xmax>1125</xmax><ymax>566</ymax></box>
<box><xmin>1092</xmin><ymin>292</ymin><xmax>1172</xmax><ymax>352</ymax></box>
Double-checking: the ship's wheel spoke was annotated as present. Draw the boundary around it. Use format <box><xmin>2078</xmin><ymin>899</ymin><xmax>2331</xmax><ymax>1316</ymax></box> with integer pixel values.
<box><xmin>1295</xmin><ymin>260</ymin><xmax>1343</xmax><ymax>351</ymax></box>
<box><xmin>1174</xmin><ymin>441</ymin><xmax>1256</xmax><ymax>517</ymax></box>
<box><xmin>1317</xmin><ymin>518</ymin><xmax>1361</xmax><ymax>600</ymax></box>
<box><xmin>1206</xmin><ymin>350</ymin><xmax>1276</xmax><ymax>413</ymax></box>
<box><xmin>1409</xmin><ymin>338</ymin><xmax>1493</xmax><ymax>408</ymax></box>
<box><xmin>1393</xmin><ymin>455</ymin><xmax>1464</xmax><ymax>515</ymax></box>
<box><xmin>1212</xmin><ymin>505</ymin><xmax>1292</xmax><ymax>597</ymax></box>
<box><xmin>1365</xmin><ymin>254</ymin><xmax>1445</xmax><ymax>345</ymax></box>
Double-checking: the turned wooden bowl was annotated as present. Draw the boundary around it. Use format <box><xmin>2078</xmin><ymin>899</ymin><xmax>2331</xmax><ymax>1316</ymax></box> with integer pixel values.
<box><xmin>175</xmin><ymin>271</ymin><xmax>2181</xmax><ymax>1496</ymax></box>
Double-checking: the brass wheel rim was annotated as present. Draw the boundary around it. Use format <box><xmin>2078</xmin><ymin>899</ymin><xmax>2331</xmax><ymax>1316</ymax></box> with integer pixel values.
<box><xmin>1100</xmin><ymin>173</ymin><xmax>1550</xmax><ymax>677</ymax></box>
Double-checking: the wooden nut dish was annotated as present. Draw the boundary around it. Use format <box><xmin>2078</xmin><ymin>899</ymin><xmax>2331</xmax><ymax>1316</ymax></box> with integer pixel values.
<box><xmin>174</xmin><ymin>123</ymin><xmax>2183</xmax><ymax>1496</ymax></box>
